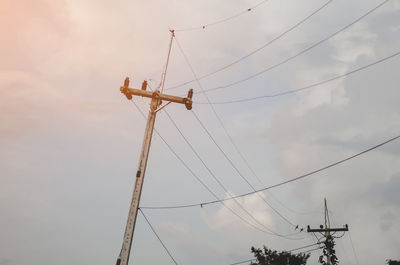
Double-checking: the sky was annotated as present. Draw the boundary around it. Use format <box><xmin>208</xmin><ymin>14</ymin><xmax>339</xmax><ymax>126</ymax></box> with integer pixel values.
<box><xmin>0</xmin><ymin>0</ymin><xmax>399</xmax><ymax>265</ymax></box>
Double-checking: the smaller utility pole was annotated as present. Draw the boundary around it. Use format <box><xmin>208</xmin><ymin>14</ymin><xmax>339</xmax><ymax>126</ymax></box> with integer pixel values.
<box><xmin>116</xmin><ymin>77</ymin><xmax>193</xmax><ymax>265</ymax></box>
<box><xmin>307</xmin><ymin>198</ymin><xmax>348</xmax><ymax>265</ymax></box>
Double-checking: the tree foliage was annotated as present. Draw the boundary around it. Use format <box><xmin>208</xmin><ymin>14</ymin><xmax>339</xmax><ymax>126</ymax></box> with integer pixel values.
<box><xmin>250</xmin><ymin>246</ymin><xmax>310</xmax><ymax>265</ymax></box>
<box><xmin>387</xmin><ymin>260</ymin><xmax>400</xmax><ymax>265</ymax></box>
<box><xmin>319</xmin><ymin>235</ymin><xmax>338</xmax><ymax>265</ymax></box>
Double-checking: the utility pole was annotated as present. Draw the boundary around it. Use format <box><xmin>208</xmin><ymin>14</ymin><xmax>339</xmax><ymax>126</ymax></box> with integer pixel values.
<box><xmin>307</xmin><ymin>198</ymin><xmax>348</xmax><ymax>265</ymax></box>
<box><xmin>116</xmin><ymin>77</ymin><xmax>193</xmax><ymax>265</ymax></box>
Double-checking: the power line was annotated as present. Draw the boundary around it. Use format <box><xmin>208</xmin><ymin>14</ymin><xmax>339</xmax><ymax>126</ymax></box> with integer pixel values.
<box><xmin>132</xmin><ymin>101</ymin><xmax>303</xmax><ymax>239</ymax></box>
<box><xmin>162</xmin><ymin>108</ymin><xmax>303</xmax><ymax>239</ymax></box>
<box><xmin>130</xmin><ymin>101</ymin><xmax>277</xmax><ymax>236</ymax></box>
<box><xmin>139</xmin><ymin>208</ymin><xmax>179</xmax><ymax>265</ymax></box>
<box><xmin>348</xmin><ymin>230</ymin><xmax>360</xmax><ymax>265</ymax></box>
<box><xmin>149</xmin><ymin>82</ymin><xmax>304</xmax><ymax>238</ymax></box>
<box><xmin>167</xmin><ymin>0</ymin><xmax>333</xmax><ymax>90</ymax></box>
<box><xmin>174</xmin><ymin>35</ymin><xmax>299</xmax><ymax>230</ymax></box>
<box><xmin>230</xmin><ymin>243</ymin><xmax>323</xmax><ymax>265</ymax></box>
<box><xmin>192</xmin><ymin>110</ymin><xmax>298</xmax><ymax>228</ymax></box>
<box><xmin>141</xmin><ymin>134</ymin><xmax>400</xmax><ymax>209</ymax></box>
<box><xmin>131</xmin><ymin>101</ymin><xmax>216</xmax><ymax>203</ymax></box>
<box><xmin>302</xmin><ymin>246</ymin><xmax>324</xmax><ymax>254</ymax></box>
<box><xmin>131</xmin><ymin>101</ymin><xmax>270</xmax><ymax>234</ymax></box>
<box><xmin>171</xmin><ymin>0</ymin><xmax>389</xmax><ymax>93</ymax></box>
<box><xmin>230</xmin><ymin>258</ymin><xmax>256</xmax><ymax>265</ymax></box>
<box><xmin>328</xmin><ymin>210</ymin><xmax>353</xmax><ymax>265</ymax></box>
<box><xmin>289</xmin><ymin>242</ymin><xmax>322</xmax><ymax>252</ymax></box>
<box><xmin>174</xmin><ymin>33</ymin><xmax>321</xmax><ymax>218</ymax></box>
<box><xmin>159</xmin><ymin>30</ymin><xmax>175</xmax><ymax>92</ymax></box>
<box><xmin>162</xmin><ymin>109</ymin><xmax>272</xmax><ymax>232</ymax></box>
<box><xmin>194</xmin><ymin>50</ymin><xmax>400</xmax><ymax>104</ymax></box>
<box><xmin>166</xmin><ymin>5</ymin><xmax>397</xmax><ymax>231</ymax></box>
<box><xmin>174</xmin><ymin>0</ymin><xmax>271</xmax><ymax>32</ymax></box>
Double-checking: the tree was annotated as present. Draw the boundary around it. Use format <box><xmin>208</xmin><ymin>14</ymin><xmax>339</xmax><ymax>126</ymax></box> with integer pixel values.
<box><xmin>319</xmin><ymin>235</ymin><xmax>338</xmax><ymax>265</ymax></box>
<box><xmin>387</xmin><ymin>260</ymin><xmax>400</xmax><ymax>265</ymax></box>
<box><xmin>250</xmin><ymin>246</ymin><xmax>310</xmax><ymax>265</ymax></box>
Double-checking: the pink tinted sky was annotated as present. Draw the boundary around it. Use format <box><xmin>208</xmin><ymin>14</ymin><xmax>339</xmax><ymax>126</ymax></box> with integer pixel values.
<box><xmin>1</xmin><ymin>0</ymin><xmax>400</xmax><ymax>265</ymax></box>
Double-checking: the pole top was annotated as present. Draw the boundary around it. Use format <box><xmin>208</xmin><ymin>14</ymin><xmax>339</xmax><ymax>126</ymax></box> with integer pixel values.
<box><xmin>120</xmin><ymin>77</ymin><xmax>193</xmax><ymax>110</ymax></box>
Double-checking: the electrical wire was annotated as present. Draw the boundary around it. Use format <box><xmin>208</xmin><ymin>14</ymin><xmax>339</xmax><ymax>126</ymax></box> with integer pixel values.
<box><xmin>348</xmin><ymin>230</ymin><xmax>360</xmax><ymax>265</ymax></box>
<box><xmin>328</xmin><ymin>211</ymin><xmax>353</xmax><ymax>265</ymax></box>
<box><xmin>174</xmin><ymin>0</ymin><xmax>270</xmax><ymax>32</ymax></box>
<box><xmin>159</xmin><ymin>30</ymin><xmax>175</xmax><ymax>92</ymax></box>
<box><xmin>130</xmin><ymin>101</ymin><xmax>277</xmax><ymax>236</ymax></box>
<box><xmin>184</xmin><ymin>28</ymin><xmax>338</xmax><ymax>216</ymax></box>
<box><xmin>311</xmin><ymin>233</ymin><xmax>326</xmax><ymax>245</ymax></box>
<box><xmin>131</xmin><ymin>101</ymin><xmax>303</xmax><ymax>240</ymax></box>
<box><xmin>230</xmin><ymin>258</ymin><xmax>256</xmax><ymax>265</ymax></box>
<box><xmin>120</xmin><ymin>0</ymin><xmax>392</xmax><ymax>255</ymax></box>
<box><xmin>302</xmin><ymin>246</ymin><xmax>323</xmax><ymax>254</ymax></box>
<box><xmin>162</xmin><ymin>108</ymin><xmax>303</xmax><ymax>239</ymax></box>
<box><xmin>174</xmin><ymin>29</ymin><xmax>313</xmax><ymax>216</ymax></box>
<box><xmin>139</xmin><ymin>208</ymin><xmax>179</xmax><ymax>264</ymax></box>
<box><xmin>170</xmin><ymin>0</ymin><xmax>389</xmax><ymax>92</ymax></box>
<box><xmin>167</xmin><ymin>0</ymin><xmax>333</xmax><ymax>90</ymax></box>
<box><xmin>174</xmin><ymin>35</ymin><xmax>300</xmax><ymax>230</ymax></box>
<box><xmin>289</xmin><ymin>242</ymin><xmax>322</xmax><ymax>252</ymax></box>
<box><xmin>141</xmin><ymin>134</ymin><xmax>400</xmax><ymax>209</ymax></box>
<box><xmin>192</xmin><ymin>110</ymin><xmax>298</xmax><ymax>228</ymax></box>
<box><xmin>272</xmin><ymin>200</ymin><xmax>324</xmax><ymax>216</ymax></box>
<box><xmin>230</xmin><ymin>243</ymin><xmax>323</xmax><ymax>265</ymax></box>
<box><xmin>194</xmin><ymin>50</ymin><xmax>400</xmax><ymax>104</ymax></box>
<box><xmin>131</xmin><ymin>101</ymin><xmax>216</xmax><ymax>200</ymax></box>
<box><xmin>162</xmin><ymin>109</ymin><xmax>271</xmax><ymax>231</ymax></box>
<box><xmin>332</xmin><ymin>231</ymin><xmax>346</xmax><ymax>239</ymax></box>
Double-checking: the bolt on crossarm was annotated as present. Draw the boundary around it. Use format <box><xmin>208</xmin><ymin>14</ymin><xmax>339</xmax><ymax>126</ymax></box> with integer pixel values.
<box><xmin>116</xmin><ymin>77</ymin><xmax>193</xmax><ymax>265</ymax></box>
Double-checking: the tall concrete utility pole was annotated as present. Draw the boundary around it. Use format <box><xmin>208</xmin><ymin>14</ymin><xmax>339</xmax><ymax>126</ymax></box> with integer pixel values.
<box><xmin>116</xmin><ymin>77</ymin><xmax>193</xmax><ymax>265</ymax></box>
<box><xmin>307</xmin><ymin>198</ymin><xmax>348</xmax><ymax>265</ymax></box>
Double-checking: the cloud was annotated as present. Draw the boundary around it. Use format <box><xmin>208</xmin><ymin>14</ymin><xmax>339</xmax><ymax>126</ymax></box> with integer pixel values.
<box><xmin>0</xmin><ymin>259</ymin><xmax>11</xmax><ymax>265</ymax></box>
<box><xmin>0</xmin><ymin>71</ymin><xmax>64</xmax><ymax>138</ymax></box>
<box><xmin>1</xmin><ymin>1</ymin><xmax>399</xmax><ymax>265</ymax></box>
<box><xmin>203</xmin><ymin>191</ymin><xmax>274</xmax><ymax>231</ymax></box>
<box><xmin>0</xmin><ymin>0</ymin><xmax>70</xmax><ymax>71</ymax></box>
<box><xmin>157</xmin><ymin>221</ymin><xmax>228</xmax><ymax>265</ymax></box>
<box><xmin>379</xmin><ymin>210</ymin><xmax>397</xmax><ymax>232</ymax></box>
<box><xmin>245</xmin><ymin>5</ymin><xmax>400</xmax><ymax>264</ymax></box>
<box><xmin>369</xmin><ymin>172</ymin><xmax>400</xmax><ymax>208</ymax></box>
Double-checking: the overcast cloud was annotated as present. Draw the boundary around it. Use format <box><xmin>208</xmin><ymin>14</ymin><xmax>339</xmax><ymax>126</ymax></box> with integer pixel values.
<box><xmin>1</xmin><ymin>0</ymin><xmax>399</xmax><ymax>265</ymax></box>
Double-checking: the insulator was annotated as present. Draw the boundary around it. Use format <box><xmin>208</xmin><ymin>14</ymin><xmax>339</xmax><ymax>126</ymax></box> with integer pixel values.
<box><xmin>187</xmin><ymin>88</ymin><xmax>193</xmax><ymax>99</ymax></box>
<box><xmin>141</xmin><ymin>80</ymin><xmax>147</xmax><ymax>90</ymax></box>
<box><xmin>124</xmin><ymin>77</ymin><xmax>130</xmax><ymax>88</ymax></box>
